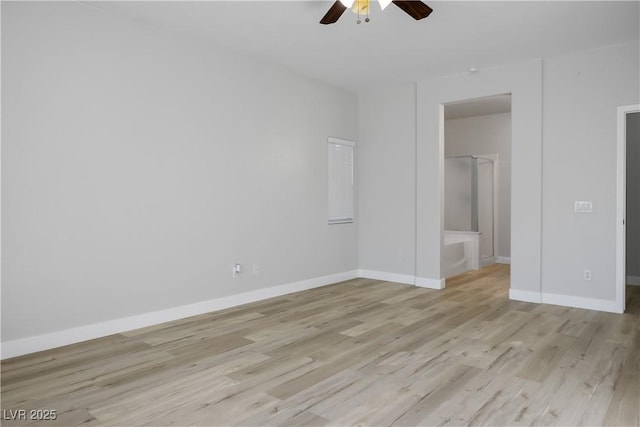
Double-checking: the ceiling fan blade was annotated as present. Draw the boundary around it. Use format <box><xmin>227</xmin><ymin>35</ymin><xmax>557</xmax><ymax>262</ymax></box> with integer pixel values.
<box><xmin>320</xmin><ymin>1</ymin><xmax>347</xmax><ymax>25</ymax></box>
<box><xmin>392</xmin><ymin>1</ymin><xmax>433</xmax><ymax>20</ymax></box>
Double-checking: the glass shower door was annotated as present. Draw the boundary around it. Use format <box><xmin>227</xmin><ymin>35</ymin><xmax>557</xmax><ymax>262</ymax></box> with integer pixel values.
<box><xmin>444</xmin><ymin>155</ymin><xmax>495</xmax><ymax>262</ymax></box>
<box><xmin>477</xmin><ymin>159</ymin><xmax>494</xmax><ymax>260</ymax></box>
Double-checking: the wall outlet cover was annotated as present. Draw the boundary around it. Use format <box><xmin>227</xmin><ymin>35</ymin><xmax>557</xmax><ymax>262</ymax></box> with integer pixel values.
<box><xmin>575</xmin><ymin>201</ymin><xmax>593</xmax><ymax>213</ymax></box>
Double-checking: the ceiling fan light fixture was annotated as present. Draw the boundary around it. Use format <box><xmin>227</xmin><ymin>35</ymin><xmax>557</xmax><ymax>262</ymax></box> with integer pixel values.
<box><xmin>320</xmin><ymin>0</ymin><xmax>432</xmax><ymax>24</ymax></box>
<box><xmin>351</xmin><ymin>0</ymin><xmax>370</xmax><ymax>15</ymax></box>
<box><xmin>378</xmin><ymin>0</ymin><xmax>392</xmax><ymax>10</ymax></box>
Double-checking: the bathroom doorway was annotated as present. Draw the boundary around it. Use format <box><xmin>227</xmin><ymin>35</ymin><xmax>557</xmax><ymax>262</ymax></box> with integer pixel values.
<box><xmin>442</xmin><ymin>94</ymin><xmax>512</xmax><ymax>279</ymax></box>
<box><xmin>617</xmin><ymin>106</ymin><xmax>640</xmax><ymax>313</ymax></box>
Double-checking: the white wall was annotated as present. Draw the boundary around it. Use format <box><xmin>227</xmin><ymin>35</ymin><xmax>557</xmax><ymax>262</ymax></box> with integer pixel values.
<box><xmin>360</xmin><ymin>42</ymin><xmax>639</xmax><ymax>311</ymax></box>
<box><xmin>445</xmin><ymin>113</ymin><xmax>512</xmax><ymax>258</ymax></box>
<box><xmin>542</xmin><ymin>42</ymin><xmax>639</xmax><ymax>302</ymax></box>
<box><xmin>1</xmin><ymin>2</ymin><xmax>358</xmax><ymax>344</ymax></box>
<box><xmin>627</xmin><ymin>113</ymin><xmax>640</xmax><ymax>279</ymax></box>
<box><xmin>358</xmin><ymin>84</ymin><xmax>416</xmax><ymax>280</ymax></box>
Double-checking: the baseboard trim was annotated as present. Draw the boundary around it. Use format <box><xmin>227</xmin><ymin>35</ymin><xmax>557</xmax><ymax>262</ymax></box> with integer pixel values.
<box><xmin>509</xmin><ymin>289</ymin><xmax>620</xmax><ymax>313</ymax></box>
<box><xmin>357</xmin><ymin>270</ymin><xmax>445</xmax><ymax>290</ymax></box>
<box><xmin>480</xmin><ymin>256</ymin><xmax>497</xmax><ymax>267</ymax></box>
<box><xmin>415</xmin><ymin>277</ymin><xmax>445</xmax><ymax>290</ymax></box>
<box><xmin>1</xmin><ymin>270</ymin><xmax>359</xmax><ymax>359</ymax></box>
<box><xmin>7</xmin><ymin>268</ymin><xmax>623</xmax><ymax>359</ymax></box>
<box><xmin>358</xmin><ymin>269</ymin><xmax>415</xmax><ymax>285</ymax></box>
<box><xmin>627</xmin><ymin>275</ymin><xmax>640</xmax><ymax>286</ymax></box>
<box><xmin>508</xmin><ymin>289</ymin><xmax>542</xmax><ymax>303</ymax></box>
<box><xmin>496</xmin><ymin>256</ymin><xmax>511</xmax><ymax>264</ymax></box>
<box><xmin>542</xmin><ymin>292</ymin><xmax>620</xmax><ymax>313</ymax></box>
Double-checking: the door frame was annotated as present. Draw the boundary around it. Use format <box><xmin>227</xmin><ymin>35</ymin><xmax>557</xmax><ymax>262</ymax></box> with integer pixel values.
<box><xmin>476</xmin><ymin>153</ymin><xmax>500</xmax><ymax>266</ymax></box>
<box><xmin>616</xmin><ymin>104</ymin><xmax>640</xmax><ymax>313</ymax></box>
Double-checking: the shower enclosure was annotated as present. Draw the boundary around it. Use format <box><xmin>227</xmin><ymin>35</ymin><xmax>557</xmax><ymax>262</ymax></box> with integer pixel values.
<box><xmin>443</xmin><ymin>155</ymin><xmax>496</xmax><ymax>277</ymax></box>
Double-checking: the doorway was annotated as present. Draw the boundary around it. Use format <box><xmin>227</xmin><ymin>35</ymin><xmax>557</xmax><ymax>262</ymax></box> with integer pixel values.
<box><xmin>441</xmin><ymin>94</ymin><xmax>512</xmax><ymax>281</ymax></box>
<box><xmin>618</xmin><ymin>106</ymin><xmax>640</xmax><ymax>313</ymax></box>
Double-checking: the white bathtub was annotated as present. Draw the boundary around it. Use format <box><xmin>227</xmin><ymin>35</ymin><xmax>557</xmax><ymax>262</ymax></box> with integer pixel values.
<box><xmin>442</xmin><ymin>230</ymin><xmax>481</xmax><ymax>278</ymax></box>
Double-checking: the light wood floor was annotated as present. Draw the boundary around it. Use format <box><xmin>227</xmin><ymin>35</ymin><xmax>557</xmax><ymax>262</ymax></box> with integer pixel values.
<box><xmin>2</xmin><ymin>264</ymin><xmax>639</xmax><ymax>426</ymax></box>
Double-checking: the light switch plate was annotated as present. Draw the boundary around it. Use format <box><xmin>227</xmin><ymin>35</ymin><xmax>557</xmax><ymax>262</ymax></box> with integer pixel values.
<box><xmin>574</xmin><ymin>201</ymin><xmax>593</xmax><ymax>213</ymax></box>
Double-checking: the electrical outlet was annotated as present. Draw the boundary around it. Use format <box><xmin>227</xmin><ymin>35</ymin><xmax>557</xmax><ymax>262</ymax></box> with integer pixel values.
<box><xmin>397</xmin><ymin>252</ymin><xmax>405</xmax><ymax>263</ymax></box>
<box><xmin>584</xmin><ymin>269</ymin><xmax>592</xmax><ymax>281</ymax></box>
<box><xmin>252</xmin><ymin>264</ymin><xmax>259</xmax><ymax>276</ymax></box>
<box><xmin>233</xmin><ymin>264</ymin><xmax>241</xmax><ymax>278</ymax></box>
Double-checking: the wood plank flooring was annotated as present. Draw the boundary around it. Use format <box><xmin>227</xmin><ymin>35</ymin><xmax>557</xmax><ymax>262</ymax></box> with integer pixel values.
<box><xmin>2</xmin><ymin>264</ymin><xmax>639</xmax><ymax>426</ymax></box>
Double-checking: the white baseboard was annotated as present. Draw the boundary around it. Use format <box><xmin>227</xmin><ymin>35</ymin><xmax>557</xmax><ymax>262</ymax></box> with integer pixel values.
<box><xmin>7</xmin><ymin>267</ymin><xmax>623</xmax><ymax>359</ymax></box>
<box><xmin>496</xmin><ymin>256</ymin><xmax>511</xmax><ymax>264</ymax></box>
<box><xmin>415</xmin><ymin>276</ymin><xmax>445</xmax><ymax>290</ymax></box>
<box><xmin>541</xmin><ymin>292</ymin><xmax>620</xmax><ymax>313</ymax></box>
<box><xmin>358</xmin><ymin>269</ymin><xmax>415</xmax><ymax>286</ymax></box>
<box><xmin>358</xmin><ymin>270</ymin><xmax>445</xmax><ymax>290</ymax></box>
<box><xmin>480</xmin><ymin>256</ymin><xmax>497</xmax><ymax>267</ymax></box>
<box><xmin>1</xmin><ymin>270</ymin><xmax>359</xmax><ymax>359</ymax></box>
<box><xmin>508</xmin><ymin>288</ymin><xmax>542</xmax><ymax>303</ymax></box>
<box><xmin>357</xmin><ymin>270</ymin><xmax>444</xmax><ymax>290</ymax></box>
<box><xmin>509</xmin><ymin>289</ymin><xmax>620</xmax><ymax>313</ymax></box>
<box><xmin>627</xmin><ymin>276</ymin><xmax>640</xmax><ymax>286</ymax></box>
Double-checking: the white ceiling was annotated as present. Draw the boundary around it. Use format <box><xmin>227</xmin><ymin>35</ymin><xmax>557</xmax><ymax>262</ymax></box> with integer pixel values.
<box><xmin>445</xmin><ymin>94</ymin><xmax>511</xmax><ymax>120</ymax></box>
<box><xmin>87</xmin><ymin>1</ymin><xmax>639</xmax><ymax>93</ymax></box>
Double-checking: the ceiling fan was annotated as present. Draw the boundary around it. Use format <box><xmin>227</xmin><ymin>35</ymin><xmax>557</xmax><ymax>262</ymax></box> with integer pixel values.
<box><xmin>320</xmin><ymin>0</ymin><xmax>433</xmax><ymax>25</ymax></box>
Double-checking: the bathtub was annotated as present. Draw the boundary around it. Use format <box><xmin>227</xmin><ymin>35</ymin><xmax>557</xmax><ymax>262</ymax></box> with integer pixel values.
<box><xmin>442</xmin><ymin>230</ymin><xmax>481</xmax><ymax>278</ymax></box>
